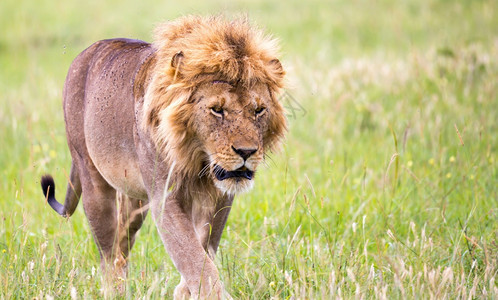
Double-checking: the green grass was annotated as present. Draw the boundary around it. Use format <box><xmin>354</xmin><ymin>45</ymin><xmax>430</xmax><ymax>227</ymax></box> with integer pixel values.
<box><xmin>1</xmin><ymin>0</ymin><xmax>497</xmax><ymax>298</ymax></box>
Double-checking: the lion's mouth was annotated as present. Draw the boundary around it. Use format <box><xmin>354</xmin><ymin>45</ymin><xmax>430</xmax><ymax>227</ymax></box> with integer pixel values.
<box><xmin>213</xmin><ymin>165</ymin><xmax>254</xmax><ymax>181</ymax></box>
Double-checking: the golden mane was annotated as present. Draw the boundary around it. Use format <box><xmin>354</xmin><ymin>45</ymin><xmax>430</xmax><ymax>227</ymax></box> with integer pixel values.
<box><xmin>143</xmin><ymin>15</ymin><xmax>286</xmax><ymax>180</ymax></box>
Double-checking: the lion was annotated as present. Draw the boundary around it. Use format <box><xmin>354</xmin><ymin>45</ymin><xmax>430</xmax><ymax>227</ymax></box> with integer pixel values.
<box><xmin>40</xmin><ymin>15</ymin><xmax>286</xmax><ymax>299</ymax></box>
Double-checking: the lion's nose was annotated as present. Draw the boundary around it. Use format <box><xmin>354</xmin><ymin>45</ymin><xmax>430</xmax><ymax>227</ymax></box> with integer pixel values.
<box><xmin>232</xmin><ymin>146</ymin><xmax>257</xmax><ymax>161</ymax></box>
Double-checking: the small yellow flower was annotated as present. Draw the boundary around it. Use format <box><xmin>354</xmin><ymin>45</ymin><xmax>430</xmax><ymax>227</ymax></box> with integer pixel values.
<box><xmin>407</xmin><ymin>160</ymin><xmax>413</xmax><ymax>168</ymax></box>
<box><xmin>428</xmin><ymin>158</ymin><xmax>435</xmax><ymax>165</ymax></box>
<box><xmin>49</xmin><ymin>150</ymin><xmax>57</xmax><ymax>159</ymax></box>
<box><xmin>2</xmin><ymin>249</ymin><xmax>6</xmax><ymax>253</ymax></box>
<box><xmin>449</xmin><ymin>156</ymin><xmax>455</xmax><ymax>162</ymax></box>
<box><xmin>446</xmin><ymin>173</ymin><xmax>452</xmax><ymax>178</ymax></box>
<box><xmin>469</xmin><ymin>174</ymin><xmax>475</xmax><ymax>180</ymax></box>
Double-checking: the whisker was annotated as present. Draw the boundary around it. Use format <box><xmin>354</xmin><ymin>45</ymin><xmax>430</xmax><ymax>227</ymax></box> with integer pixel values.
<box><xmin>264</xmin><ymin>153</ymin><xmax>277</xmax><ymax>168</ymax></box>
<box><xmin>206</xmin><ymin>153</ymin><xmax>219</xmax><ymax>158</ymax></box>
<box><xmin>261</xmin><ymin>159</ymin><xmax>271</xmax><ymax>169</ymax></box>
<box><xmin>198</xmin><ymin>164</ymin><xmax>211</xmax><ymax>178</ymax></box>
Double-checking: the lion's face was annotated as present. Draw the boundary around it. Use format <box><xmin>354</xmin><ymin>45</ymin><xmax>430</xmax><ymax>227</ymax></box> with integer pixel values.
<box><xmin>189</xmin><ymin>81</ymin><xmax>281</xmax><ymax>195</ymax></box>
<box><xmin>146</xmin><ymin>16</ymin><xmax>287</xmax><ymax>194</ymax></box>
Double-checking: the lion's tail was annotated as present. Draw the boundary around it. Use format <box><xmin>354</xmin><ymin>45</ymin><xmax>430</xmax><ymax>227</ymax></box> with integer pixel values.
<box><xmin>41</xmin><ymin>175</ymin><xmax>66</xmax><ymax>216</ymax></box>
<box><xmin>41</xmin><ymin>172</ymin><xmax>81</xmax><ymax>217</ymax></box>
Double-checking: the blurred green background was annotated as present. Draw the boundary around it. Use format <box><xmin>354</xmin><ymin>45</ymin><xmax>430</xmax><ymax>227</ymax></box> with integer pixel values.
<box><xmin>1</xmin><ymin>0</ymin><xmax>497</xmax><ymax>298</ymax></box>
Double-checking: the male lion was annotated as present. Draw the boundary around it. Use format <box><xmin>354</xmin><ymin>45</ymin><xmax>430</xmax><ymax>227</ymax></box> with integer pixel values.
<box><xmin>40</xmin><ymin>16</ymin><xmax>286</xmax><ymax>299</ymax></box>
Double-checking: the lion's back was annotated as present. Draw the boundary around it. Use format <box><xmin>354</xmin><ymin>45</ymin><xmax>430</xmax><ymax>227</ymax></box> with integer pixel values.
<box><xmin>63</xmin><ymin>38</ymin><xmax>152</xmax><ymax>142</ymax></box>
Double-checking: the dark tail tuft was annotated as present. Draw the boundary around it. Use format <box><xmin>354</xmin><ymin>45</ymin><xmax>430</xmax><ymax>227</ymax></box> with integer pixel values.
<box><xmin>41</xmin><ymin>175</ymin><xmax>55</xmax><ymax>199</ymax></box>
<box><xmin>41</xmin><ymin>175</ymin><xmax>66</xmax><ymax>216</ymax></box>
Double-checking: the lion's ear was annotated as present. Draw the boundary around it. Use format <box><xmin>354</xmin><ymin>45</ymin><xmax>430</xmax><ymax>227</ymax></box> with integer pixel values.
<box><xmin>268</xmin><ymin>59</ymin><xmax>285</xmax><ymax>87</ymax></box>
<box><xmin>171</xmin><ymin>51</ymin><xmax>184</xmax><ymax>69</ymax></box>
<box><xmin>269</xmin><ymin>59</ymin><xmax>283</xmax><ymax>72</ymax></box>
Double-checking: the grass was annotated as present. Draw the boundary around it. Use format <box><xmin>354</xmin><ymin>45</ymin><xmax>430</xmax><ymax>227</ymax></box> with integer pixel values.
<box><xmin>1</xmin><ymin>0</ymin><xmax>497</xmax><ymax>298</ymax></box>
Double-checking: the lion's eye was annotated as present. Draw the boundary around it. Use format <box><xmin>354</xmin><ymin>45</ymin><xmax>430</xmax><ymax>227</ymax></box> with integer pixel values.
<box><xmin>213</xmin><ymin>80</ymin><xmax>229</xmax><ymax>85</ymax></box>
<box><xmin>255</xmin><ymin>107</ymin><xmax>266</xmax><ymax>116</ymax></box>
<box><xmin>211</xmin><ymin>107</ymin><xmax>224</xmax><ymax>117</ymax></box>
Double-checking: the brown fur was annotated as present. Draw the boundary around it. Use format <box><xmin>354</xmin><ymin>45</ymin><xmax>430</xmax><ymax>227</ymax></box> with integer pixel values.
<box><xmin>40</xmin><ymin>15</ymin><xmax>286</xmax><ymax>299</ymax></box>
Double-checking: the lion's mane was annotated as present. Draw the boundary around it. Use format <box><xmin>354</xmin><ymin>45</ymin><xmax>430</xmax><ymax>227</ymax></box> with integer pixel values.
<box><xmin>142</xmin><ymin>15</ymin><xmax>286</xmax><ymax>180</ymax></box>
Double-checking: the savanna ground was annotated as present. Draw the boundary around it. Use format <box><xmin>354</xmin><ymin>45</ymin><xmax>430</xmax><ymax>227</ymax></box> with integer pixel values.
<box><xmin>1</xmin><ymin>0</ymin><xmax>497</xmax><ymax>298</ymax></box>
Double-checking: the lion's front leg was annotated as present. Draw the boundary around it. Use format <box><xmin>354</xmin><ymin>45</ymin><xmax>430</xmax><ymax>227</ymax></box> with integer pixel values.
<box><xmin>191</xmin><ymin>196</ymin><xmax>234</xmax><ymax>262</ymax></box>
<box><xmin>150</xmin><ymin>195</ymin><xmax>227</xmax><ymax>299</ymax></box>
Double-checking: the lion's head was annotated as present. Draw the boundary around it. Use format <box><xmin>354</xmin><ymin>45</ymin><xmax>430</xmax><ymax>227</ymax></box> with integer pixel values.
<box><xmin>143</xmin><ymin>16</ymin><xmax>286</xmax><ymax>195</ymax></box>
